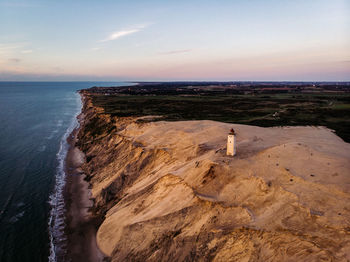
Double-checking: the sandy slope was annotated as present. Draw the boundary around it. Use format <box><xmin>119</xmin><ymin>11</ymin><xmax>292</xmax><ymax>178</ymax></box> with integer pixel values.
<box><xmin>77</xmin><ymin>102</ymin><xmax>350</xmax><ymax>261</ymax></box>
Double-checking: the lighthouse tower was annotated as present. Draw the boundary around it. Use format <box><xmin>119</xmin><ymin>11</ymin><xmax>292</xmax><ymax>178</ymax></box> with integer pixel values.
<box><xmin>227</xmin><ymin>128</ymin><xmax>236</xmax><ymax>156</ymax></box>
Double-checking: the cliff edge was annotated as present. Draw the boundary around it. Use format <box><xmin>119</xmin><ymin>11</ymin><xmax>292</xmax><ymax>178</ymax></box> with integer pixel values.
<box><xmin>77</xmin><ymin>91</ymin><xmax>350</xmax><ymax>261</ymax></box>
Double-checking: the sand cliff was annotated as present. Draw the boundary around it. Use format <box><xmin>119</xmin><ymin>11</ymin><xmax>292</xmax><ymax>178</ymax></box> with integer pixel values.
<box><xmin>76</xmin><ymin>92</ymin><xmax>350</xmax><ymax>261</ymax></box>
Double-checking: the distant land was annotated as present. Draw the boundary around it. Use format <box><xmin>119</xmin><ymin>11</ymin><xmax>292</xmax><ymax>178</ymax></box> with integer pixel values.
<box><xmin>82</xmin><ymin>81</ymin><xmax>350</xmax><ymax>142</ymax></box>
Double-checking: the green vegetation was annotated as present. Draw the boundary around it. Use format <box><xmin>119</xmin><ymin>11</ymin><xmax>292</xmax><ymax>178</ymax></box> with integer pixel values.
<box><xmin>87</xmin><ymin>92</ymin><xmax>350</xmax><ymax>142</ymax></box>
<box><xmin>82</xmin><ymin>82</ymin><xmax>350</xmax><ymax>142</ymax></box>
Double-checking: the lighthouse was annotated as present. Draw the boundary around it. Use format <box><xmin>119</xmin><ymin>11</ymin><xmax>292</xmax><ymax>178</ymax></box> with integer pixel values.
<box><xmin>227</xmin><ymin>128</ymin><xmax>236</xmax><ymax>156</ymax></box>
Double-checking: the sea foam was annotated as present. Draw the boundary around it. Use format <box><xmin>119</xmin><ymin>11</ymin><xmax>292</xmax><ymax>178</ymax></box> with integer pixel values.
<box><xmin>48</xmin><ymin>93</ymin><xmax>81</xmax><ymax>262</ymax></box>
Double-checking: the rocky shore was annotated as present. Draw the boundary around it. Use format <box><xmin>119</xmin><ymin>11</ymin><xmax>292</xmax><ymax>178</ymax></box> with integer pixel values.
<box><xmin>72</xmin><ymin>90</ymin><xmax>350</xmax><ymax>261</ymax></box>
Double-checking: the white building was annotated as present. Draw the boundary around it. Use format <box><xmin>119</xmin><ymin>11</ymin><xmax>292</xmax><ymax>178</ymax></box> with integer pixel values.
<box><xmin>227</xmin><ymin>129</ymin><xmax>236</xmax><ymax>156</ymax></box>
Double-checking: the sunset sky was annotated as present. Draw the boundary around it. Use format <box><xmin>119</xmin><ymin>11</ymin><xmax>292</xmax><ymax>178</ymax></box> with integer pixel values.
<box><xmin>0</xmin><ymin>0</ymin><xmax>349</xmax><ymax>81</ymax></box>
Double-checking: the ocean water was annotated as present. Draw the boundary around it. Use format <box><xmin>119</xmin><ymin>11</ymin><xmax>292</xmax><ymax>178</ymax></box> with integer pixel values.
<box><xmin>0</xmin><ymin>82</ymin><xmax>131</xmax><ymax>262</ymax></box>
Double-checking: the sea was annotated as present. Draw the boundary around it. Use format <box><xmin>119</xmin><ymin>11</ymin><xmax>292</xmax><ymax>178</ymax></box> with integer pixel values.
<box><xmin>0</xmin><ymin>82</ymin><xmax>132</xmax><ymax>262</ymax></box>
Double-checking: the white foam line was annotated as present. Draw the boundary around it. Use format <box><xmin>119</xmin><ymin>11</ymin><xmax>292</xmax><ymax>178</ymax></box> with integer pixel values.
<box><xmin>48</xmin><ymin>92</ymin><xmax>82</xmax><ymax>262</ymax></box>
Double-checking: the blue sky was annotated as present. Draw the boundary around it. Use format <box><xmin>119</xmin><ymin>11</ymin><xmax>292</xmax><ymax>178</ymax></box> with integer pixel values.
<box><xmin>0</xmin><ymin>0</ymin><xmax>349</xmax><ymax>81</ymax></box>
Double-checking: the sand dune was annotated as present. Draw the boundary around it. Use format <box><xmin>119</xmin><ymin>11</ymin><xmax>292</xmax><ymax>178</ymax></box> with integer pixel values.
<box><xmin>77</xmin><ymin>102</ymin><xmax>350</xmax><ymax>261</ymax></box>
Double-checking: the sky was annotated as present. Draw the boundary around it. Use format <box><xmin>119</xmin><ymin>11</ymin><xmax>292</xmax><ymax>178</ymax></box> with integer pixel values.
<box><xmin>0</xmin><ymin>0</ymin><xmax>349</xmax><ymax>81</ymax></box>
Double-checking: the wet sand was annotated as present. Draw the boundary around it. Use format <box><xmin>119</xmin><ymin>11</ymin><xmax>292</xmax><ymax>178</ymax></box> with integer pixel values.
<box><xmin>64</xmin><ymin>125</ymin><xmax>104</xmax><ymax>262</ymax></box>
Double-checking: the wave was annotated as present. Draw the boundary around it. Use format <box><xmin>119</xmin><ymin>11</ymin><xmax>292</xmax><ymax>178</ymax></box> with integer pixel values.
<box><xmin>48</xmin><ymin>93</ymin><xmax>82</xmax><ymax>262</ymax></box>
<box><xmin>38</xmin><ymin>144</ymin><xmax>47</xmax><ymax>152</ymax></box>
<box><xmin>9</xmin><ymin>211</ymin><xmax>25</xmax><ymax>223</ymax></box>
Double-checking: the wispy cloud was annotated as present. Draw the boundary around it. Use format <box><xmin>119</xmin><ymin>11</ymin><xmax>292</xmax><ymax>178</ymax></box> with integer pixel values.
<box><xmin>100</xmin><ymin>24</ymin><xmax>150</xmax><ymax>42</ymax></box>
<box><xmin>0</xmin><ymin>43</ymin><xmax>31</xmax><ymax>56</ymax></box>
<box><xmin>90</xmin><ymin>47</ymin><xmax>102</xmax><ymax>51</ymax></box>
<box><xmin>0</xmin><ymin>43</ymin><xmax>21</xmax><ymax>52</ymax></box>
<box><xmin>8</xmin><ymin>58</ymin><xmax>21</xmax><ymax>63</ymax></box>
<box><xmin>21</xmin><ymin>49</ymin><xmax>33</xmax><ymax>54</ymax></box>
<box><xmin>158</xmin><ymin>49</ymin><xmax>193</xmax><ymax>55</ymax></box>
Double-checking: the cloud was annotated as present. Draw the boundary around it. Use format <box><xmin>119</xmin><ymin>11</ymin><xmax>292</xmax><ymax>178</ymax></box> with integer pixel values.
<box><xmin>21</xmin><ymin>49</ymin><xmax>33</xmax><ymax>54</ymax></box>
<box><xmin>90</xmin><ymin>47</ymin><xmax>102</xmax><ymax>51</ymax></box>
<box><xmin>8</xmin><ymin>58</ymin><xmax>21</xmax><ymax>63</ymax></box>
<box><xmin>0</xmin><ymin>43</ymin><xmax>21</xmax><ymax>52</ymax></box>
<box><xmin>100</xmin><ymin>24</ymin><xmax>149</xmax><ymax>42</ymax></box>
<box><xmin>0</xmin><ymin>43</ymin><xmax>31</xmax><ymax>56</ymax></box>
<box><xmin>158</xmin><ymin>49</ymin><xmax>193</xmax><ymax>55</ymax></box>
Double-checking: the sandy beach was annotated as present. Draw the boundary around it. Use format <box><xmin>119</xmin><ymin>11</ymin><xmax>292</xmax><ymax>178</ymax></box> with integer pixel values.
<box><xmin>63</xmin><ymin>121</ymin><xmax>104</xmax><ymax>262</ymax></box>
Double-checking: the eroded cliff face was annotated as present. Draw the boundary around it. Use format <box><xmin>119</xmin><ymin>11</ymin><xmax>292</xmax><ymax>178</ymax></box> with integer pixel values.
<box><xmin>77</xmin><ymin>92</ymin><xmax>350</xmax><ymax>262</ymax></box>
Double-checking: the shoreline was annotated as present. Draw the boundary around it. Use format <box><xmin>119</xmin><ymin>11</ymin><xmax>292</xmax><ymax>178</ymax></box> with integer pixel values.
<box><xmin>63</xmin><ymin>101</ymin><xmax>104</xmax><ymax>261</ymax></box>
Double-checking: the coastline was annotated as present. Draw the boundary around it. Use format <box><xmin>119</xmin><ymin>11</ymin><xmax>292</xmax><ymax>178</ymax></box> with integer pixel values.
<box><xmin>63</xmin><ymin>96</ymin><xmax>104</xmax><ymax>262</ymax></box>
<box><xmin>65</xmin><ymin>88</ymin><xmax>350</xmax><ymax>261</ymax></box>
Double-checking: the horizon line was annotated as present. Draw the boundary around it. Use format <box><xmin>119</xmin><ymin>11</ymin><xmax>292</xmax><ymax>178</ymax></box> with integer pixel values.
<box><xmin>0</xmin><ymin>80</ymin><xmax>350</xmax><ymax>83</ymax></box>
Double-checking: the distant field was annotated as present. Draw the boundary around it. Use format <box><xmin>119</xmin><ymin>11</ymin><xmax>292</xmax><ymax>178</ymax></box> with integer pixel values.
<box><xmin>87</xmin><ymin>92</ymin><xmax>350</xmax><ymax>142</ymax></box>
